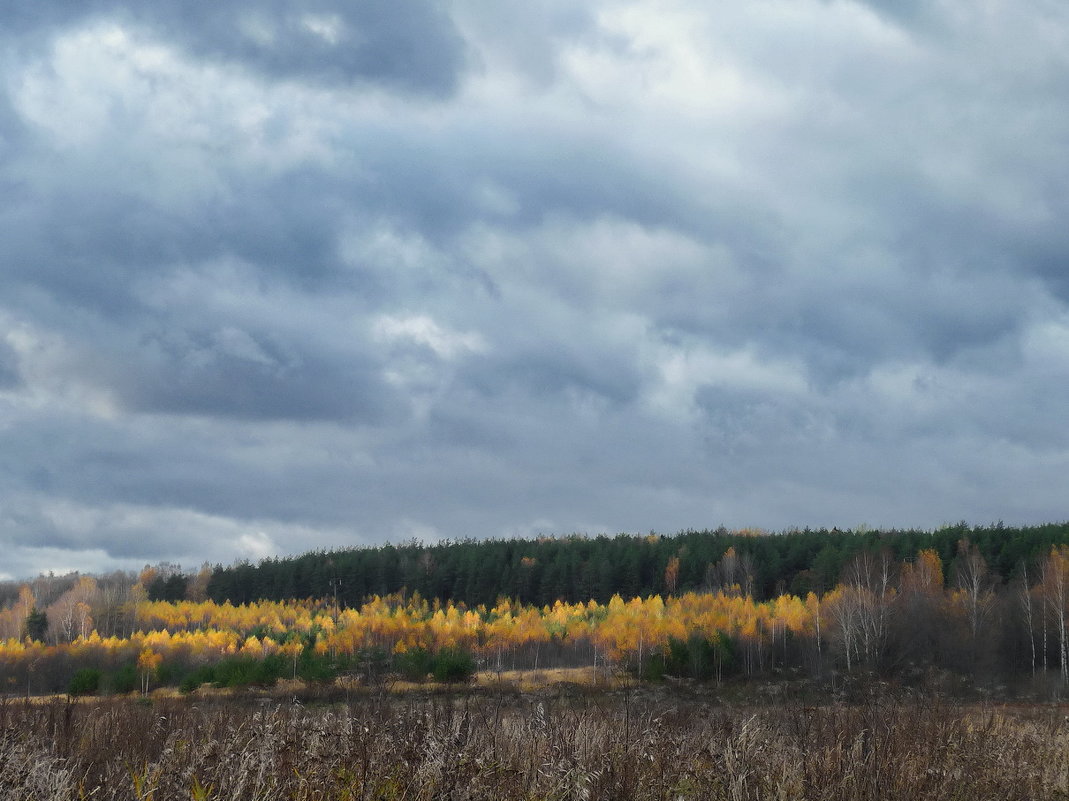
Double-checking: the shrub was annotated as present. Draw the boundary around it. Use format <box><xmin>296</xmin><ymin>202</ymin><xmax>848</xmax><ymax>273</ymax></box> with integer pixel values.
<box><xmin>179</xmin><ymin>665</ymin><xmax>216</xmax><ymax>694</ymax></box>
<box><xmin>156</xmin><ymin>661</ymin><xmax>181</xmax><ymax>688</ymax></box>
<box><xmin>431</xmin><ymin>648</ymin><xmax>476</xmax><ymax>683</ymax></box>
<box><xmin>356</xmin><ymin>646</ymin><xmax>391</xmax><ymax>684</ymax></box>
<box><xmin>395</xmin><ymin>647</ymin><xmax>435</xmax><ymax>681</ymax></box>
<box><xmin>68</xmin><ymin>668</ymin><xmax>102</xmax><ymax>696</ymax></box>
<box><xmin>108</xmin><ymin>664</ymin><xmax>139</xmax><ymax>694</ymax></box>
<box><xmin>658</xmin><ymin>633</ymin><xmax>735</xmax><ymax>680</ymax></box>
<box><xmin>296</xmin><ymin>649</ymin><xmax>336</xmax><ymax>683</ymax></box>
<box><xmin>212</xmin><ymin>656</ymin><xmax>281</xmax><ymax>688</ymax></box>
<box><xmin>638</xmin><ymin>634</ymin><xmax>736</xmax><ymax>681</ymax></box>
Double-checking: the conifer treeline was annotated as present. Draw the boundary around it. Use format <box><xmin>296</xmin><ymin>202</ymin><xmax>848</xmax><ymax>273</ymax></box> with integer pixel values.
<box><xmin>6</xmin><ymin>522</ymin><xmax>1069</xmax><ymax>695</ymax></box>
<box><xmin>200</xmin><ymin>522</ymin><xmax>1069</xmax><ymax>607</ymax></box>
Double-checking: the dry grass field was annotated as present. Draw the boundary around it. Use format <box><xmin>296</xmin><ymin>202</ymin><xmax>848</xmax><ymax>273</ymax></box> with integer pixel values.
<box><xmin>3</xmin><ymin>687</ymin><xmax>1069</xmax><ymax>801</ymax></box>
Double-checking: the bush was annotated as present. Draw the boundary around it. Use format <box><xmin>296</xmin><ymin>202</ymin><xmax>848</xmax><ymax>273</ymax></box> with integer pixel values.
<box><xmin>356</xmin><ymin>646</ymin><xmax>391</xmax><ymax>684</ymax></box>
<box><xmin>108</xmin><ymin>664</ymin><xmax>139</xmax><ymax>695</ymax></box>
<box><xmin>296</xmin><ymin>650</ymin><xmax>336</xmax><ymax>683</ymax></box>
<box><xmin>666</xmin><ymin>634</ymin><xmax>735</xmax><ymax>680</ymax></box>
<box><xmin>638</xmin><ymin>634</ymin><xmax>736</xmax><ymax>682</ymax></box>
<box><xmin>156</xmin><ymin>661</ymin><xmax>181</xmax><ymax>688</ymax></box>
<box><xmin>395</xmin><ymin>647</ymin><xmax>435</xmax><ymax>682</ymax></box>
<box><xmin>213</xmin><ymin>656</ymin><xmax>281</xmax><ymax>688</ymax></box>
<box><xmin>636</xmin><ymin>655</ymin><xmax>666</xmax><ymax>681</ymax></box>
<box><xmin>431</xmin><ymin>648</ymin><xmax>477</xmax><ymax>683</ymax></box>
<box><xmin>393</xmin><ymin>647</ymin><xmax>476</xmax><ymax>683</ymax></box>
<box><xmin>179</xmin><ymin>665</ymin><xmax>217</xmax><ymax>694</ymax></box>
<box><xmin>68</xmin><ymin>668</ymin><xmax>102</xmax><ymax>696</ymax></box>
<box><xmin>179</xmin><ymin>655</ymin><xmax>290</xmax><ymax>693</ymax></box>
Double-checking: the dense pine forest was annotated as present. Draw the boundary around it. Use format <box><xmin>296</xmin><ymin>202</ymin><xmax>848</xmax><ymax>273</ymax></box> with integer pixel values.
<box><xmin>6</xmin><ymin>521</ymin><xmax>1069</xmax><ymax>698</ymax></box>
<box><xmin>200</xmin><ymin>522</ymin><xmax>1069</xmax><ymax>607</ymax></box>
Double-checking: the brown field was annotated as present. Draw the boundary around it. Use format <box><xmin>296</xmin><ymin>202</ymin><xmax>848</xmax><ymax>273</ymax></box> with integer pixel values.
<box><xmin>3</xmin><ymin>684</ymin><xmax>1069</xmax><ymax>801</ymax></box>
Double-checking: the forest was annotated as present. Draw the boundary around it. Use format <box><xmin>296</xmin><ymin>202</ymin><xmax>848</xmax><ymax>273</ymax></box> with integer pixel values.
<box><xmin>3</xmin><ymin>522</ymin><xmax>1069</xmax><ymax>697</ymax></box>
<box><xmin>199</xmin><ymin>521</ymin><xmax>1069</xmax><ymax>607</ymax></box>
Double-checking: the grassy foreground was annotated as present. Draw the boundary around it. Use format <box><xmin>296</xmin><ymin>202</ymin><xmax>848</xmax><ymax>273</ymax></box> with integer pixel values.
<box><xmin>3</xmin><ymin>687</ymin><xmax>1069</xmax><ymax>800</ymax></box>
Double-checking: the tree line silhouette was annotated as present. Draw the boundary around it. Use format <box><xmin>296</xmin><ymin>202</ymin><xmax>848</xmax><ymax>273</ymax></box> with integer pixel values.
<box><xmin>200</xmin><ymin>521</ymin><xmax>1069</xmax><ymax>607</ymax></box>
<box><xmin>4</xmin><ymin>521</ymin><xmax>1069</xmax><ymax>696</ymax></box>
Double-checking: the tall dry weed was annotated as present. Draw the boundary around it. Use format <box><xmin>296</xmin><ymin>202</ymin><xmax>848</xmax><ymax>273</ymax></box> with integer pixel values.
<box><xmin>1</xmin><ymin>692</ymin><xmax>1068</xmax><ymax>800</ymax></box>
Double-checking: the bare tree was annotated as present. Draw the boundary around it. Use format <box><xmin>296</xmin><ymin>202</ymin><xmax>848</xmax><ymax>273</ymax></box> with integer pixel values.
<box><xmin>1018</xmin><ymin>561</ymin><xmax>1038</xmax><ymax>677</ymax></box>
<box><xmin>1040</xmin><ymin>546</ymin><xmax>1069</xmax><ymax>684</ymax></box>
<box><xmin>45</xmin><ymin>577</ymin><xmax>98</xmax><ymax>643</ymax></box>
<box><xmin>824</xmin><ymin>584</ymin><xmax>862</xmax><ymax>671</ymax></box>
<box><xmin>843</xmin><ymin>550</ymin><xmax>896</xmax><ymax>668</ymax></box>
<box><xmin>954</xmin><ymin>540</ymin><xmax>996</xmax><ymax>643</ymax></box>
<box><xmin>0</xmin><ymin>586</ymin><xmax>35</xmax><ymax>641</ymax></box>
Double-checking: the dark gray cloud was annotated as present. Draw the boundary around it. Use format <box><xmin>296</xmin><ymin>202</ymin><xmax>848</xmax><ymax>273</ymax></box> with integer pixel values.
<box><xmin>0</xmin><ymin>340</ymin><xmax>19</xmax><ymax>389</ymax></box>
<box><xmin>2</xmin><ymin>0</ymin><xmax>466</xmax><ymax>96</ymax></box>
<box><xmin>1</xmin><ymin>0</ymin><xmax>1069</xmax><ymax>579</ymax></box>
<box><xmin>106</xmin><ymin>340</ymin><xmax>398</xmax><ymax>422</ymax></box>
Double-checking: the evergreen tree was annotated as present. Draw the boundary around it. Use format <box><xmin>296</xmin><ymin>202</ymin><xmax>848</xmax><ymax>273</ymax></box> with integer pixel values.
<box><xmin>24</xmin><ymin>607</ymin><xmax>48</xmax><ymax>641</ymax></box>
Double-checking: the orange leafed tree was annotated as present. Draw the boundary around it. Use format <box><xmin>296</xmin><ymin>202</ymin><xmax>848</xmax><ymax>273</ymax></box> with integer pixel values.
<box><xmin>137</xmin><ymin>648</ymin><xmax>163</xmax><ymax>694</ymax></box>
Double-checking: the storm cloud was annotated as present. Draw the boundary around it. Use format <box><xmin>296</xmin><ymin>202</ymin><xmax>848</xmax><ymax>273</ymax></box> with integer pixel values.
<box><xmin>1</xmin><ymin>0</ymin><xmax>1067</xmax><ymax>579</ymax></box>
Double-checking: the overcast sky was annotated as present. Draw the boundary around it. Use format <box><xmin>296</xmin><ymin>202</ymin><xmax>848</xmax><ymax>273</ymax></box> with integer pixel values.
<box><xmin>1</xmin><ymin>1</ymin><xmax>1067</xmax><ymax>580</ymax></box>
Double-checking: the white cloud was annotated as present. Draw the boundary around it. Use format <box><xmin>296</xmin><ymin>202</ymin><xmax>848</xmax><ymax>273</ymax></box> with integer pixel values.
<box><xmin>642</xmin><ymin>338</ymin><xmax>808</xmax><ymax>422</ymax></box>
<box><xmin>301</xmin><ymin>14</ymin><xmax>346</xmax><ymax>46</ymax></box>
<box><xmin>0</xmin><ymin>495</ymin><xmax>366</xmax><ymax>574</ymax></box>
<box><xmin>391</xmin><ymin>519</ymin><xmax>444</xmax><ymax>544</ymax></box>
<box><xmin>0</xmin><ymin>313</ymin><xmax>119</xmax><ymax>418</ymax></box>
<box><xmin>10</xmin><ymin>21</ymin><xmax>341</xmax><ymax>192</ymax></box>
<box><xmin>1023</xmin><ymin>315</ymin><xmax>1069</xmax><ymax>371</ymax></box>
<box><xmin>373</xmin><ymin>314</ymin><xmax>487</xmax><ymax>360</ymax></box>
<box><xmin>237</xmin><ymin>530</ymin><xmax>278</xmax><ymax>561</ymax></box>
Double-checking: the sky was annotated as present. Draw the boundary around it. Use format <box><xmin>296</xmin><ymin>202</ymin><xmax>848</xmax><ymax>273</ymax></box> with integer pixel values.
<box><xmin>1</xmin><ymin>1</ymin><xmax>1067</xmax><ymax>581</ymax></box>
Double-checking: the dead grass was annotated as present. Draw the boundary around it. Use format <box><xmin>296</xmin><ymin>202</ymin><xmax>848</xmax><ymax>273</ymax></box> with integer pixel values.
<box><xmin>476</xmin><ymin>666</ymin><xmax>628</xmax><ymax>692</ymax></box>
<box><xmin>2</xmin><ymin>692</ymin><xmax>1068</xmax><ymax>800</ymax></box>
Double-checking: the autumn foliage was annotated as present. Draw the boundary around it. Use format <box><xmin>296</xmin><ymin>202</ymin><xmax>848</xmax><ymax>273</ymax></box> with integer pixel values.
<box><xmin>4</xmin><ymin>540</ymin><xmax>1069</xmax><ymax>695</ymax></box>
